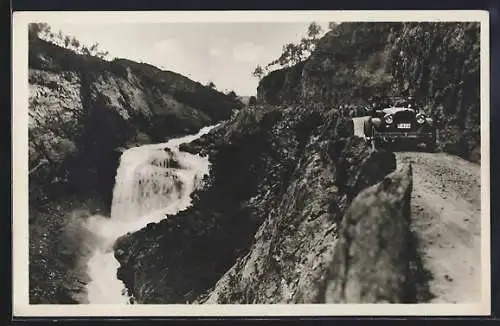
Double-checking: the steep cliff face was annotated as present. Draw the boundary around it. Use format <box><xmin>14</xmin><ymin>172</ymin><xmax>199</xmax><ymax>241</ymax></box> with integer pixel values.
<box><xmin>257</xmin><ymin>23</ymin><xmax>400</xmax><ymax>107</ymax></box>
<box><xmin>28</xmin><ymin>37</ymin><xmax>243</xmax><ymax>304</ymax></box>
<box><xmin>256</xmin><ymin>62</ymin><xmax>306</xmax><ymax>105</ymax></box>
<box><xmin>389</xmin><ymin>22</ymin><xmax>481</xmax><ymax>162</ymax></box>
<box><xmin>114</xmin><ymin>104</ymin><xmax>422</xmax><ymax>304</ymax></box>
<box><xmin>257</xmin><ymin>22</ymin><xmax>480</xmax><ymax>162</ymax></box>
<box><xmin>300</xmin><ymin>23</ymin><xmax>400</xmax><ymax>106</ymax></box>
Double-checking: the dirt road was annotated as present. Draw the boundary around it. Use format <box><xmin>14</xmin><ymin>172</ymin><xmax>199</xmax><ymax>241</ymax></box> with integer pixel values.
<box><xmin>353</xmin><ymin>117</ymin><xmax>482</xmax><ymax>303</ymax></box>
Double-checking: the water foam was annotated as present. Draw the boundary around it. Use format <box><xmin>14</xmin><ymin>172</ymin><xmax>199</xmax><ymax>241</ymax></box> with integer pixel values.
<box><xmin>84</xmin><ymin>125</ymin><xmax>218</xmax><ymax>304</ymax></box>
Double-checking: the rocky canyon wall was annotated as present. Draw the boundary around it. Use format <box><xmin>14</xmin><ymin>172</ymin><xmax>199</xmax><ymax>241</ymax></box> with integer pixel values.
<box><xmin>28</xmin><ymin>36</ymin><xmax>243</xmax><ymax>303</ymax></box>
<box><xmin>114</xmin><ymin>103</ymin><xmax>424</xmax><ymax>304</ymax></box>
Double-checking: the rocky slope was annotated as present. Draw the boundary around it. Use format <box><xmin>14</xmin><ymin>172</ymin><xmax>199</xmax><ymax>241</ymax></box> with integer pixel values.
<box><xmin>28</xmin><ymin>36</ymin><xmax>243</xmax><ymax>304</ymax></box>
<box><xmin>114</xmin><ymin>104</ymin><xmax>427</xmax><ymax>303</ymax></box>
<box><xmin>29</xmin><ymin>37</ymin><xmax>243</xmax><ymax>206</ymax></box>
<box><xmin>257</xmin><ymin>22</ymin><xmax>480</xmax><ymax>162</ymax></box>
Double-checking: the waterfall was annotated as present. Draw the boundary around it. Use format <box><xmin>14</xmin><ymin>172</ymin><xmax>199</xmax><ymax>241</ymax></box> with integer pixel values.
<box><xmin>84</xmin><ymin>124</ymin><xmax>218</xmax><ymax>304</ymax></box>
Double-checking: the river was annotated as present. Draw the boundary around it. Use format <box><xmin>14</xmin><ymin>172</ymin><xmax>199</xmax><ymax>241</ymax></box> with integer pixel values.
<box><xmin>83</xmin><ymin>125</ymin><xmax>218</xmax><ymax>304</ymax></box>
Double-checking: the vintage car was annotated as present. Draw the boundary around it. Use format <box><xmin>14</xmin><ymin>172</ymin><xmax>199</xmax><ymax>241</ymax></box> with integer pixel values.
<box><xmin>363</xmin><ymin>102</ymin><xmax>437</xmax><ymax>151</ymax></box>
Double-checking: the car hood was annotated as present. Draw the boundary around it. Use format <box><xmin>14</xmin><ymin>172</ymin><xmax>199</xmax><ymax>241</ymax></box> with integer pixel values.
<box><xmin>381</xmin><ymin>107</ymin><xmax>415</xmax><ymax>115</ymax></box>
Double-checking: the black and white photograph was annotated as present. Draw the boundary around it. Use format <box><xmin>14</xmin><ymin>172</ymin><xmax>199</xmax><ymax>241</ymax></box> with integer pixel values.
<box><xmin>12</xmin><ymin>10</ymin><xmax>490</xmax><ymax>316</ymax></box>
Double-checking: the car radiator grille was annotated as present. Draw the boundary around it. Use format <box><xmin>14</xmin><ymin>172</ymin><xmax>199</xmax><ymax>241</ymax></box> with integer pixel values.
<box><xmin>391</xmin><ymin>111</ymin><xmax>416</xmax><ymax>130</ymax></box>
<box><xmin>393</xmin><ymin>111</ymin><xmax>415</xmax><ymax>124</ymax></box>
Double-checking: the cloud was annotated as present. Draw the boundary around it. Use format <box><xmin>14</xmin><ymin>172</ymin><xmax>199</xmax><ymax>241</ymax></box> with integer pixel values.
<box><xmin>149</xmin><ymin>38</ymin><xmax>196</xmax><ymax>77</ymax></box>
<box><xmin>208</xmin><ymin>38</ymin><xmax>231</xmax><ymax>59</ymax></box>
<box><xmin>209</xmin><ymin>48</ymin><xmax>221</xmax><ymax>57</ymax></box>
<box><xmin>152</xmin><ymin>38</ymin><xmax>183</xmax><ymax>56</ymax></box>
<box><xmin>232</xmin><ymin>41</ymin><xmax>265</xmax><ymax>63</ymax></box>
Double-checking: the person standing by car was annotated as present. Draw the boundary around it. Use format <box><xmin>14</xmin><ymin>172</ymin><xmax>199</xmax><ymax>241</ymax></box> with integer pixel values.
<box><xmin>407</xmin><ymin>96</ymin><xmax>416</xmax><ymax>108</ymax></box>
<box><xmin>433</xmin><ymin>104</ymin><xmax>445</xmax><ymax>128</ymax></box>
<box><xmin>432</xmin><ymin>90</ymin><xmax>446</xmax><ymax>127</ymax></box>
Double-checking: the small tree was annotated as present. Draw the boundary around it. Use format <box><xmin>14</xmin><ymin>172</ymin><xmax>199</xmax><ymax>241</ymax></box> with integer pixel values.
<box><xmin>252</xmin><ymin>65</ymin><xmax>265</xmax><ymax>80</ymax></box>
<box><xmin>28</xmin><ymin>23</ymin><xmax>52</xmax><ymax>40</ymax></box>
<box><xmin>90</xmin><ymin>42</ymin><xmax>99</xmax><ymax>53</ymax></box>
<box><xmin>63</xmin><ymin>35</ymin><xmax>71</xmax><ymax>48</ymax></box>
<box><xmin>30</xmin><ymin>23</ymin><xmax>111</xmax><ymax>60</ymax></box>
<box><xmin>206</xmin><ymin>81</ymin><xmax>216</xmax><ymax>89</ymax></box>
<box><xmin>288</xmin><ymin>43</ymin><xmax>304</xmax><ymax>65</ymax></box>
<box><xmin>307</xmin><ymin>22</ymin><xmax>323</xmax><ymax>42</ymax></box>
<box><xmin>248</xmin><ymin>96</ymin><xmax>257</xmax><ymax>105</ymax></box>
<box><xmin>70</xmin><ymin>37</ymin><xmax>80</xmax><ymax>50</ymax></box>
<box><xmin>262</xmin><ymin>21</ymin><xmax>324</xmax><ymax>71</ymax></box>
<box><xmin>28</xmin><ymin>23</ymin><xmax>43</xmax><ymax>39</ymax></box>
<box><xmin>81</xmin><ymin>46</ymin><xmax>91</xmax><ymax>56</ymax></box>
<box><xmin>301</xmin><ymin>22</ymin><xmax>323</xmax><ymax>56</ymax></box>
<box><xmin>57</xmin><ymin>30</ymin><xmax>64</xmax><ymax>43</ymax></box>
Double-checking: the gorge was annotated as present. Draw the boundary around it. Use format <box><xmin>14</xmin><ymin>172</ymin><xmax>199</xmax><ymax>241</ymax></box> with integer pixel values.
<box><xmin>84</xmin><ymin>125</ymin><xmax>218</xmax><ymax>304</ymax></box>
<box><xmin>27</xmin><ymin>21</ymin><xmax>482</xmax><ymax>306</ymax></box>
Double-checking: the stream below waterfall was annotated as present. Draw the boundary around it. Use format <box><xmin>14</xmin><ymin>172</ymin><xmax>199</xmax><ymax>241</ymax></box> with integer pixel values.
<box><xmin>83</xmin><ymin>124</ymin><xmax>218</xmax><ymax>304</ymax></box>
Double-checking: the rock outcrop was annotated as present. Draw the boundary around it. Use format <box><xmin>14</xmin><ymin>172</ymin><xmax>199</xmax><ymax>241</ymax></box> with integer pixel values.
<box><xmin>202</xmin><ymin>165</ymin><xmax>416</xmax><ymax>304</ymax></box>
<box><xmin>257</xmin><ymin>22</ymin><xmax>480</xmax><ymax>162</ymax></box>
<box><xmin>28</xmin><ymin>36</ymin><xmax>243</xmax><ymax>304</ymax></box>
<box><xmin>323</xmin><ymin>164</ymin><xmax>413</xmax><ymax>303</ymax></box>
<box><xmin>256</xmin><ymin>62</ymin><xmax>306</xmax><ymax>105</ymax></box>
<box><xmin>114</xmin><ymin>103</ymin><xmax>422</xmax><ymax>304</ymax></box>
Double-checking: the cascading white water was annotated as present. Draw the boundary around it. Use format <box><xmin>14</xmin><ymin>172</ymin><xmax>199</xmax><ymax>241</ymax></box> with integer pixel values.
<box><xmin>84</xmin><ymin>124</ymin><xmax>219</xmax><ymax>304</ymax></box>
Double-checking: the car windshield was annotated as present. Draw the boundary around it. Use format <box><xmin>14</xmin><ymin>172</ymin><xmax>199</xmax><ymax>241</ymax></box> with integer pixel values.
<box><xmin>370</xmin><ymin>96</ymin><xmax>414</xmax><ymax>109</ymax></box>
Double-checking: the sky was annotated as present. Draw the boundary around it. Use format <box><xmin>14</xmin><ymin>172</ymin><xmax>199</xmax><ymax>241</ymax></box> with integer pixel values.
<box><xmin>41</xmin><ymin>21</ymin><xmax>330</xmax><ymax>96</ymax></box>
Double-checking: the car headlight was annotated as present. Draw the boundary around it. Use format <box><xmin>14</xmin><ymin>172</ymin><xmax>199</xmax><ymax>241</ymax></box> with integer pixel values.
<box><xmin>416</xmin><ymin>113</ymin><xmax>426</xmax><ymax>124</ymax></box>
<box><xmin>384</xmin><ymin>114</ymin><xmax>393</xmax><ymax>124</ymax></box>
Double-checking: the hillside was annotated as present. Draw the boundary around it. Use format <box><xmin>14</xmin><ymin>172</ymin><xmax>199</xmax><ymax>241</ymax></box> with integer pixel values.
<box><xmin>28</xmin><ymin>36</ymin><xmax>243</xmax><ymax>303</ymax></box>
